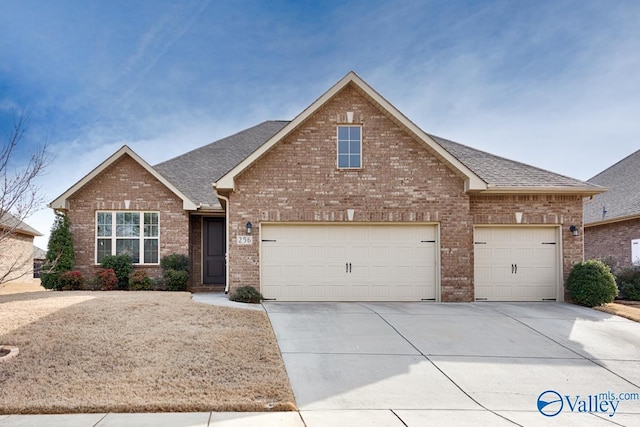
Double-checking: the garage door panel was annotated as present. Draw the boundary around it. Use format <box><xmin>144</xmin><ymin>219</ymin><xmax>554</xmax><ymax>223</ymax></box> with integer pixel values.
<box><xmin>261</xmin><ymin>224</ymin><xmax>438</xmax><ymax>301</ymax></box>
<box><xmin>474</xmin><ymin>227</ymin><xmax>559</xmax><ymax>302</ymax></box>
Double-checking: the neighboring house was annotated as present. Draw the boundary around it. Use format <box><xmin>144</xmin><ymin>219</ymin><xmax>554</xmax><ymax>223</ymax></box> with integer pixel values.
<box><xmin>584</xmin><ymin>149</ymin><xmax>640</xmax><ymax>269</ymax></box>
<box><xmin>0</xmin><ymin>211</ymin><xmax>43</xmax><ymax>283</ymax></box>
<box><xmin>49</xmin><ymin>72</ymin><xmax>603</xmax><ymax>302</ymax></box>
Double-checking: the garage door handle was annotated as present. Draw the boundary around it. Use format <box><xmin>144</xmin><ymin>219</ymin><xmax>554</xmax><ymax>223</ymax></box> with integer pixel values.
<box><xmin>512</xmin><ymin>264</ymin><xmax>518</xmax><ymax>274</ymax></box>
<box><xmin>349</xmin><ymin>263</ymin><xmax>352</xmax><ymax>273</ymax></box>
<box><xmin>345</xmin><ymin>263</ymin><xmax>352</xmax><ymax>273</ymax></box>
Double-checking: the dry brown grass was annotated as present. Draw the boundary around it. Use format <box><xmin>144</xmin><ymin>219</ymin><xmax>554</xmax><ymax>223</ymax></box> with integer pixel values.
<box><xmin>594</xmin><ymin>301</ymin><xmax>640</xmax><ymax>323</ymax></box>
<box><xmin>0</xmin><ymin>288</ymin><xmax>295</xmax><ymax>414</ymax></box>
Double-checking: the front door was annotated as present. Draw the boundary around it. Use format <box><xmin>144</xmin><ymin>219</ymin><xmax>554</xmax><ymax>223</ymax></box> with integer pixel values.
<box><xmin>203</xmin><ymin>217</ymin><xmax>225</xmax><ymax>285</ymax></box>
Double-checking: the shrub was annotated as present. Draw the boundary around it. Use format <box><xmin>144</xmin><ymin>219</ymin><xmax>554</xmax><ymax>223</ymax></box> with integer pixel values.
<box><xmin>230</xmin><ymin>286</ymin><xmax>263</xmax><ymax>304</ymax></box>
<box><xmin>41</xmin><ymin>213</ymin><xmax>75</xmax><ymax>290</ymax></box>
<box><xmin>129</xmin><ymin>270</ymin><xmax>152</xmax><ymax>291</ymax></box>
<box><xmin>566</xmin><ymin>260</ymin><xmax>618</xmax><ymax>307</ymax></box>
<box><xmin>59</xmin><ymin>270</ymin><xmax>84</xmax><ymax>290</ymax></box>
<box><xmin>160</xmin><ymin>253</ymin><xmax>190</xmax><ymax>291</ymax></box>
<box><xmin>165</xmin><ymin>269</ymin><xmax>189</xmax><ymax>291</ymax></box>
<box><xmin>616</xmin><ymin>265</ymin><xmax>640</xmax><ymax>301</ymax></box>
<box><xmin>96</xmin><ymin>268</ymin><xmax>118</xmax><ymax>291</ymax></box>
<box><xmin>101</xmin><ymin>255</ymin><xmax>133</xmax><ymax>290</ymax></box>
<box><xmin>160</xmin><ymin>254</ymin><xmax>190</xmax><ymax>273</ymax></box>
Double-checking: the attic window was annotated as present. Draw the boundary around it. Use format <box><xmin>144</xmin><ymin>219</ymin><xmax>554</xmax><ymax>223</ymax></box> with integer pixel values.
<box><xmin>337</xmin><ymin>126</ymin><xmax>361</xmax><ymax>169</ymax></box>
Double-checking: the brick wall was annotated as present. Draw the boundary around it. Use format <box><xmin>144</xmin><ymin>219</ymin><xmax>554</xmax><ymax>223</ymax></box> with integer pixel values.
<box><xmin>227</xmin><ymin>83</ymin><xmax>475</xmax><ymax>301</ymax></box>
<box><xmin>66</xmin><ymin>154</ymin><xmax>190</xmax><ymax>283</ymax></box>
<box><xmin>470</xmin><ymin>194</ymin><xmax>585</xmax><ymax>287</ymax></box>
<box><xmin>585</xmin><ymin>218</ymin><xmax>640</xmax><ymax>270</ymax></box>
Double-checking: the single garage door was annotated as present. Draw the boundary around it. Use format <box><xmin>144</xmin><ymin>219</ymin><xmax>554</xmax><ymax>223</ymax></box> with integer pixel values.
<box><xmin>261</xmin><ymin>223</ymin><xmax>438</xmax><ymax>301</ymax></box>
<box><xmin>474</xmin><ymin>227</ymin><xmax>560</xmax><ymax>301</ymax></box>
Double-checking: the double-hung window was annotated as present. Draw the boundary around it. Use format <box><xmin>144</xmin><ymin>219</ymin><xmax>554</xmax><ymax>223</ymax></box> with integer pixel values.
<box><xmin>96</xmin><ymin>212</ymin><xmax>159</xmax><ymax>264</ymax></box>
<box><xmin>337</xmin><ymin>126</ymin><xmax>362</xmax><ymax>169</ymax></box>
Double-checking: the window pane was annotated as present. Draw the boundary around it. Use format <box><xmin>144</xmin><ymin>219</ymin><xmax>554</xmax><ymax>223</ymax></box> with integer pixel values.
<box><xmin>338</xmin><ymin>155</ymin><xmax>350</xmax><ymax>168</ymax></box>
<box><xmin>144</xmin><ymin>239</ymin><xmax>159</xmax><ymax>264</ymax></box>
<box><xmin>116</xmin><ymin>239</ymin><xmax>140</xmax><ymax>263</ymax></box>
<box><xmin>116</xmin><ymin>212</ymin><xmax>140</xmax><ymax>237</ymax></box>
<box><xmin>350</xmin><ymin>155</ymin><xmax>361</xmax><ymax>168</ymax></box>
<box><xmin>338</xmin><ymin>140</ymin><xmax>349</xmax><ymax>154</ymax></box>
<box><xmin>338</xmin><ymin>126</ymin><xmax>349</xmax><ymax>140</ymax></box>
<box><xmin>349</xmin><ymin>126</ymin><xmax>360</xmax><ymax>140</ymax></box>
<box><xmin>97</xmin><ymin>212</ymin><xmax>112</xmax><ymax>237</ymax></box>
<box><xmin>144</xmin><ymin>213</ymin><xmax>158</xmax><ymax>237</ymax></box>
<box><xmin>349</xmin><ymin>140</ymin><xmax>360</xmax><ymax>154</ymax></box>
<box><xmin>97</xmin><ymin>239</ymin><xmax>112</xmax><ymax>263</ymax></box>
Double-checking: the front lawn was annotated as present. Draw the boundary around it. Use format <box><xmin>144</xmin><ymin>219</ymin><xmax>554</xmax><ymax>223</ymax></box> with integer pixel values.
<box><xmin>0</xmin><ymin>290</ymin><xmax>295</xmax><ymax>414</ymax></box>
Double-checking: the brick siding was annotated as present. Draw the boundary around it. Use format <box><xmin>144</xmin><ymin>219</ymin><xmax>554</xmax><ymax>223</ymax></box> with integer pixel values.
<box><xmin>225</xmin><ymin>84</ymin><xmax>586</xmax><ymax>301</ymax></box>
<box><xmin>585</xmin><ymin>218</ymin><xmax>640</xmax><ymax>270</ymax></box>
<box><xmin>227</xmin><ymin>83</ymin><xmax>473</xmax><ymax>301</ymax></box>
<box><xmin>66</xmin><ymin>154</ymin><xmax>190</xmax><ymax>284</ymax></box>
<box><xmin>0</xmin><ymin>232</ymin><xmax>34</xmax><ymax>282</ymax></box>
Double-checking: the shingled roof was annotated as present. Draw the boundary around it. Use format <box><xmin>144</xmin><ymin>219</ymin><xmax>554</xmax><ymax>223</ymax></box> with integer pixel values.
<box><xmin>584</xmin><ymin>149</ymin><xmax>640</xmax><ymax>225</ymax></box>
<box><xmin>431</xmin><ymin>134</ymin><xmax>602</xmax><ymax>191</ymax></box>
<box><xmin>0</xmin><ymin>210</ymin><xmax>42</xmax><ymax>237</ymax></box>
<box><xmin>153</xmin><ymin>121</ymin><xmax>289</xmax><ymax>209</ymax></box>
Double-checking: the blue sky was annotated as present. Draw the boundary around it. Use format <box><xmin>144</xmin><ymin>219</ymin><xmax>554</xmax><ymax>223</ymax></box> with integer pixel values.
<box><xmin>2</xmin><ymin>0</ymin><xmax>639</xmax><ymax>247</ymax></box>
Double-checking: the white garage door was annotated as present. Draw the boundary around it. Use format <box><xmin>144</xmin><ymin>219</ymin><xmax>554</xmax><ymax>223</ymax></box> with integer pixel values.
<box><xmin>474</xmin><ymin>227</ymin><xmax>560</xmax><ymax>301</ymax></box>
<box><xmin>261</xmin><ymin>223</ymin><xmax>438</xmax><ymax>301</ymax></box>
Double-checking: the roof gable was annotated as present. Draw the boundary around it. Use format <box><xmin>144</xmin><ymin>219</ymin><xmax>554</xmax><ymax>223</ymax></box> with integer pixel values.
<box><xmin>585</xmin><ymin>149</ymin><xmax>640</xmax><ymax>224</ymax></box>
<box><xmin>215</xmin><ymin>72</ymin><xmax>487</xmax><ymax>192</ymax></box>
<box><xmin>49</xmin><ymin>146</ymin><xmax>198</xmax><ymax>211</ymax></box>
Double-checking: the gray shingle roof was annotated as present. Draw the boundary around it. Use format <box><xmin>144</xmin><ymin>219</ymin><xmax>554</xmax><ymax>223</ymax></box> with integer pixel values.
<box><xmin>584</xmin><ymin>149</ymin><xmax>640</xmax><ymax>224</ymax></box>
<box><xmin>0</xmin><ymin>210</ymin><xmax>42</xmax><ymax>236</ymax></box>
<box><xmin>154</xmin><ymin>121</ymin><xmax>289</xmax><ymax>208</ymax></box>
<box><xmin>153</xmin><ymin>121</ymin><xmax>600</xmax><ymax>210</ymax></box>
<box><xmin>431</xmin><ymin>134</ymin><xmax>602</xmax><ymax>190</ymax></box>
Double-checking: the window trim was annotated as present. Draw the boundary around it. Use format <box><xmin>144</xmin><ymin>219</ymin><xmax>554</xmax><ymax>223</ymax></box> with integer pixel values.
<box><xmin>336</xmin><ymin>125</ymin><xmax>362</xmax><ymax>170</ymax></box>
<box><xmin>95</xmin><ymin>211</ymin><xmax>160</xmax><ymax>265</ymax></box>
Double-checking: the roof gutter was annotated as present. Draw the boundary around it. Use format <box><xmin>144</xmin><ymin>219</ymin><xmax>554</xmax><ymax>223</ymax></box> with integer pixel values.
<box><xmin>212</xmin><ymin>183</ymin><xmax>231</xmax><ymax>295</ymax></box>
<box><xmin>473</xmin><ymin>186</ymin><xmax>606</xmax><ymax>196</ymax></box>
<box><xmin>585</xmin><ymin>213</ymin><xmax>640</xmax><ymax>228</ymax></box>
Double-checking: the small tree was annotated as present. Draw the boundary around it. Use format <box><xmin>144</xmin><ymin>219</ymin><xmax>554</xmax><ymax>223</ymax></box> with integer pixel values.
<box><xmin>41</xmin><ymin>212</ymin><xmax>75</xmax><ymax>290</ymax></box>
<box><xmin>0</xmin><ymin>110</ymin><xmax>50</xmax><ymax>284</ymax></box>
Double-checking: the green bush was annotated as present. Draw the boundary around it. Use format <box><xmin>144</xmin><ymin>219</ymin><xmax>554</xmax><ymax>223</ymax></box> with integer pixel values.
<box><xmin>59</xmin><ymin>270</ymin><xmax>84</xmax><ymax>290</ymax></box>
<box><xmin>101</xmin><ymin>255</ymin><xmax>133</xmax><ymax>290</ymax></box>
<box><xmin>616</xmin><ymin>265</ymin><xmax>640</xmax><ymax>301</ymax></box>
<box><xmin>129</xmin><ymin>270</ymin><xmax>152</xmax><ymax>291</ymax></box>
<box><xmin>160</xmin><ymin>254</ymin><xmax>190</xmax><ymax>273</ymax></box>
<box><xmin>230</xmin><ymin>286</ymin><xmax>263</xmax><ymax>304</ymax></box>
<box><xmin>41</xmin><ymin>213</ymin><xmax>75</xmax><ymax>290</ymax></box>
<box><xmin>566</xmin><ymin>260</ymin><xmax>618</xmax><ymax>307</ymax></box>
<box><xmin>96</xmin><ymin>268</ymin><xmax>118</xmax><ymax>291</ymax></box>
<box><xmin>165</xmin><ymin>269</ymin><xmax>189</xmax><ymax>291</ymax></box>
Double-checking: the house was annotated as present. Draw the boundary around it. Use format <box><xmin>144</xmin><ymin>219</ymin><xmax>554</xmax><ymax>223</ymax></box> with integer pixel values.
<box><xmin>0</xmin><ymin>211</ymin><xmax>43</xmax><ymax>283</ymax></box>
<box><xmin>584</xmin><ymin>149</ymin><xmax>640</xmax><ymax>269</ymax></box>
<box><xmin>33</xmin><ymin>246</ymin><xmax>47</xmax><ymax>278</ymax></box>
<box><xmin>49</xmin><ymin>72</ymin><xmax>603</xmax><ymax>302</ymax></box>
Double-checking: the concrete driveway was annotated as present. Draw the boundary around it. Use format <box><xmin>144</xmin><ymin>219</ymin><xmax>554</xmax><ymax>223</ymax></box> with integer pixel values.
<box><xmin>264</xmin><ymin>302</ymin><xmax>640</xmax><ymax>426</ymax></box>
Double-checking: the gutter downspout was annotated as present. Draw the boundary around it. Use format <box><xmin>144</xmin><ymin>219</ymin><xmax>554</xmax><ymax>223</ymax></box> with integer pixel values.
<box><xmin>212</xmin><ymin>184</ymin><xmax>231</xmax><ymax>294</ymax></box>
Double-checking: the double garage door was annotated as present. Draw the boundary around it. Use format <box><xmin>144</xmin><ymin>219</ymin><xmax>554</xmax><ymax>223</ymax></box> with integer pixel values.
<box><xmin>261</xmin><ymin>224</ymin><xmax>438</xmax><ymax>301</ymax></box>
<box><xmin>474</xmin><ymin>227</ymin><xmax>560</xmax><ymax>301</ymax></box>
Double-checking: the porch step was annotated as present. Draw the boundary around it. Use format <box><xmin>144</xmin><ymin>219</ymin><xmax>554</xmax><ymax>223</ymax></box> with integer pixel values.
<box><xmin>190</xmin><ymin>284</ymin><xmax>226</xmax><ymax>293</ymax></box>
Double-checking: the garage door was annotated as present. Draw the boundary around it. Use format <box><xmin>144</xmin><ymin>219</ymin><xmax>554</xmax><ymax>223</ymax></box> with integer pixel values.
<box><xmin>261</xmin><ymin>224</ymin><xmax>438</xmax><ymax>301</ymax></box>
<box><xmin>474</xmin><ymin>227</ymin><xmax>560</xmax><ymax>301</ymax></box>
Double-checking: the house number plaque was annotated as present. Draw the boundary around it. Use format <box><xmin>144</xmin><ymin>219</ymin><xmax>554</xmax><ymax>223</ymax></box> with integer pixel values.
<box><xmin>237</xmin><ymin>236</ymin><xmax>253</xmax><ymax>245</ymax></box>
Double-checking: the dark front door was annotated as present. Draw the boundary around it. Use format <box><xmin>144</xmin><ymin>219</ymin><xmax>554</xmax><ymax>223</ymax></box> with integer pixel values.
<box><xmin>203</xmin><ymin>217</ymin><xmax>226</xmax><ymax>285</ymax></box>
